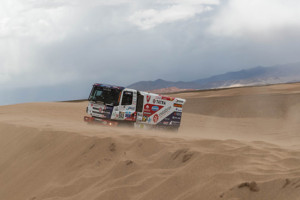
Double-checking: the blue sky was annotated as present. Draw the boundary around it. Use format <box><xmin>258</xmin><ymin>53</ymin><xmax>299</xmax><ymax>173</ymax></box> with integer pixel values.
<box><xmin>1</xmin><ymin>0</ymin><xmax>300</xmax><ymax>104</ymax></box>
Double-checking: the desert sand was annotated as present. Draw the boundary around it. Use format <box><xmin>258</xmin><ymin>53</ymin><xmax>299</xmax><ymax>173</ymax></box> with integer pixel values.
<box><xmin>1</xmin><ymin>83</ymin><xmax>300</xmax><ymax>200</ymax></box>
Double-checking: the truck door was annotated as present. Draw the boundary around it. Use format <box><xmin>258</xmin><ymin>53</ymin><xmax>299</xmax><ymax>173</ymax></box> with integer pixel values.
<box><xmin>136</xmin><ymin>93</ymin><xmax>144</xmax><ymax>122</ymax></box>
<box><xmin>118</xmin><ymin>90</ymin><xmax>137</xmax><ymax>121</ymax></box>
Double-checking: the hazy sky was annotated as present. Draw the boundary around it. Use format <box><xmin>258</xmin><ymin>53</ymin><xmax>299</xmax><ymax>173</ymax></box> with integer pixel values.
<box><xmin>1</xmin><ymin>0</ymin><xmax>300</xmax><ymax>104</ymax></box>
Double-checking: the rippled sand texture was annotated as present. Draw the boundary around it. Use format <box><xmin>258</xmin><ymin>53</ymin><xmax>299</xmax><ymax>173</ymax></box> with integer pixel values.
<box><xmin>0</xmin><ymin>83</ymin><xmax>300</xmax><ymax>200</ymax></box>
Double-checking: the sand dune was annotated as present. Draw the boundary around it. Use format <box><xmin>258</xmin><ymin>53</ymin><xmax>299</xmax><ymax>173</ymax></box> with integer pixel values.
<box><xmin>1</xmin><ymin>83</ymin><xmax>300</xmax><ymax>200</ymax></box>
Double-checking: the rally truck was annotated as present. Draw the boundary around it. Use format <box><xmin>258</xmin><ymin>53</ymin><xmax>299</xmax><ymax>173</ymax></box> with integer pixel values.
<box><xmin>84</xmin><ymin>83</ymin><xmax>186</xmax><ymax>131</ymax></box>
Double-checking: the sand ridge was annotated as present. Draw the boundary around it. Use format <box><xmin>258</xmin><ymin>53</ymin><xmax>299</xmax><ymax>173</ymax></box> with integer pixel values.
<box><xmin>0</xmin><ymin>83</ymin><xmax>300</xmax><ymax>200</ymax></box>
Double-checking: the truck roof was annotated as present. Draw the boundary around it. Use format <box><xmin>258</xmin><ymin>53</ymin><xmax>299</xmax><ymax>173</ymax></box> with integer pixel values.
<box><xmin>93</xmin><ymin>83</ymin><xmax>125</xmax><ymax>90</ymax></box>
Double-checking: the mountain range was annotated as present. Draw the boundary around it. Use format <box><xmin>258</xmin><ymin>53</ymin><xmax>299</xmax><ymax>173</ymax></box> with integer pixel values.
<box><xmin>128</xmin><ymin>63</ymin><xmax>300</xmax><ymax>91</ymax></box>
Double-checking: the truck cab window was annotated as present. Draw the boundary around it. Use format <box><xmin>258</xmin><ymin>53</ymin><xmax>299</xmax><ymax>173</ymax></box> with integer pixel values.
<box><xmin>121</xmin><ymin>91</ymin><xmax>133</xmax><ymax>105</ymax></box>
<box><xmin>136</xmin><ymin>94</ymin><xmax>144</xmax><ymax>112</ymax></box>
<box><xmin>95</xmin><ymin>90</ymin><xmax>103</xmax><ymax>98</ymax></box>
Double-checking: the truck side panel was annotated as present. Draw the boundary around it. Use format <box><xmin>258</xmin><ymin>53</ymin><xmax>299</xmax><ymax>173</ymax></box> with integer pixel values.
<box><xmin>137</xmin><ymin>93</ymin><xmax>185</xmax><ymax>127</ymax></box>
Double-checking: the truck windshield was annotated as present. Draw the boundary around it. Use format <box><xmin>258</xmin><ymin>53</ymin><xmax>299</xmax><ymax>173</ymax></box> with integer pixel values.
<box><xmin>89</xmin><ymin>87</ymin><xmax>121</xmax><ymax>106</ymax></box>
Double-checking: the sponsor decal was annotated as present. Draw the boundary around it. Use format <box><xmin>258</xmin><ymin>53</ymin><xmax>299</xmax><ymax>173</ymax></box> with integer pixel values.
<box><xmin>152</xmin><ymin>106</ymin><xmax>159</xmax><ymax>111</ymax></box>
<box><xmin>106</xmin><ymin>106</ymin><xmax>113</xmax><ymax>110</ymax></box>
<box><xmin>161</xmin><ymin>96</ymin><xmax>175</xmax><ymax>101</ymax></box>
<box><xmin>144</xmin><ymin>105</ymin><xmax>151</xmax><ymax>113</ymax></box>
<box><xmin>153</xmin><ymin>114</ymin><xmax>159</xmax><ymax>123</ymax></box>
<box><xmin>133</xmin><ymin>97</ymin><xmax>137</xmax><ymax>105</ymax></box>
<box><xmin>173</xmin><ymin>103</ymin><xmax>182</xmax><ymax>108</ymax></box>
<box><xmin>119</xmin><ymin>112</ymin><xmax>124</xmax><ymax>119</ymax></box>
<box><xmin>174</xmin><ymin>112</ymin><xmax>182</xmax><ymax>117</ymax></box>
<box><xmin>124</xmin><ymin>91</ymin><xmax>132</xmax><ymax>95</ymax></box>
<box><xmin>142</xmin><ymin>116</ymin><xmax>148</xmax><ymax>122</ymax></box>
<box><xmin>124</xmin><ymin>111</ymin><xmax>136</xmax><ymax>121</ymax></box>
<box><xmin>147</xmin><ymin>95</ymin><xmax>151</xmax><ymax>103</ymax></box>
<box><xmin>143</xmin><ymin>104</ymin><xmax>163</xmax><ymax>116</ymax></box>
<box><xmin>164</xmin><ymin>117</ymin><xmax>170</xmax><ymax>121</ymax></box>
<box><xmin>176</xmin><ymin>99</ymin><xmax>184</xmax><ymax>104</ymax></box>
<box><xmin>172</xmin><ymin>116</ymin><xmax>181</xmax><ymax>120</ymax></box>
<box><xmin>126</xmin><ymin>106</ymin><xmax>135</xmax><ymax>110</ymax></box>
<box><xmin>153</xmin><ymin>99</ymin><xmax>166</xmax><ymax>105</ymax></box>
<box><xmin>98</xmin><ymin>105</ymin><xmax>108</xmax><ymax>113</ymax></box>
<box><xmin>125</xmin><ymin>113</ymin><xmax>132</xmax><ymax>118</ymax></box>
<box><xmin>159</xmin><ymin>106</ymin><xmax>172</xmax><ymax>117</ymax></box>
<box><xmin>93</xmin><ymin>113</ymin><xmax>106</xmax><ymax>118</ymax></box>
<box><xmin>137</xmin><ymin>113</ymin><xmax>143</xmax><ymax>121</ymax></box>
<box><xmin>95</xmin><ymin>109</ymin><xmax>110</xmax><ymax>114</ymax></box>
<box><xmin>157</xmin><ymin>111</ymin><xmax>182</xmax><ymax>127</ymax></box>
<box><xmin>175</xmin><ymin>108</ymin><xmax>182</xmax><ymax>112</ymax></box>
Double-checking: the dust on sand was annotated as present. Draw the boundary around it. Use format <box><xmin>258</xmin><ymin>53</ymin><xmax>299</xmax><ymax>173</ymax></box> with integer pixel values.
<box><xmin>0</xmin><ymin>82</ymin><xmax>300</xmax><ymax>200</ymax></box>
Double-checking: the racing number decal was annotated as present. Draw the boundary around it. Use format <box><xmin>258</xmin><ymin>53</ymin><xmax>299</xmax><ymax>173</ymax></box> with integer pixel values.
<box><xmin>119</xmin><ymin>112</ymin><xmax>124</xmax><ymax>119</ymax></box>
<box><xmin>153</xmin><ymin>114</ymin><xmax>159</xmax><ymax>123</ymax></box>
